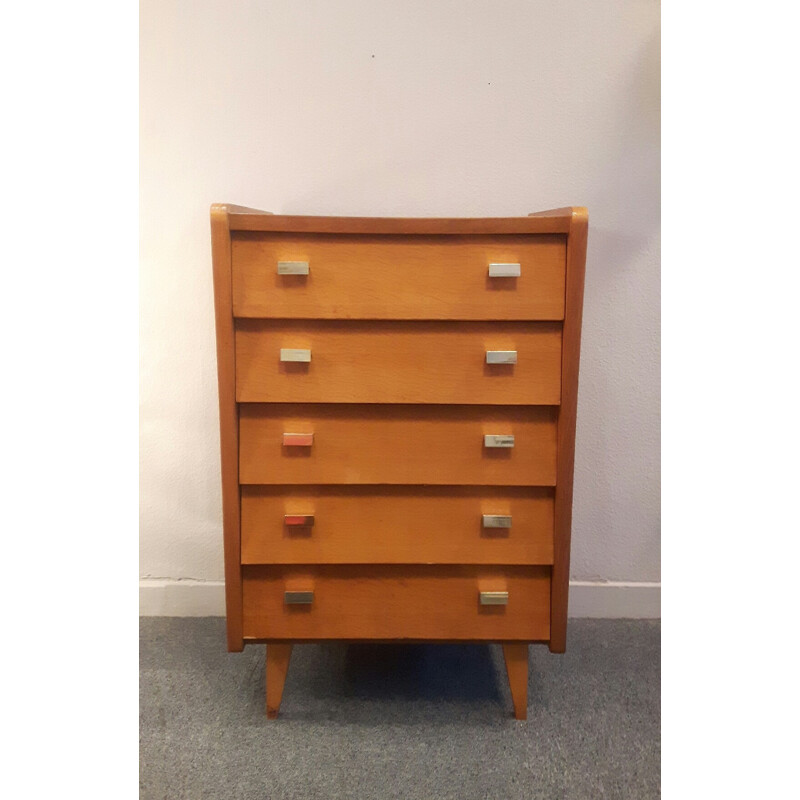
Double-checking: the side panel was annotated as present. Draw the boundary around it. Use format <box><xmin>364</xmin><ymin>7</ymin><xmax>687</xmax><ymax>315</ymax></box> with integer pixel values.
<box><xmin>211</xmin><ymin>205</ymin><xmax>243</xmax><ymax>651</ymax></box>
<box><xmin>550</xmin><ymin>209</ymin><xmax>588</xmax><ymax>652</ymax></box>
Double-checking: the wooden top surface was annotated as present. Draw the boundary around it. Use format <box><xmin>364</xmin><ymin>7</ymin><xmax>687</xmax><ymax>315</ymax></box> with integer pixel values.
<box><xmin>212</xmin><ymin>204</ymin><xmax>585</xmax><ymax>235</ymax></box>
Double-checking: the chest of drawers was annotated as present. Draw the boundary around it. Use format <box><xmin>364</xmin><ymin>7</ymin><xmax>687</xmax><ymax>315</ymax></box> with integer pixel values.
<box><xmin>211</xmin><ymin>205</ymin><xmax>588</xmax><ymax>719</ymax></box>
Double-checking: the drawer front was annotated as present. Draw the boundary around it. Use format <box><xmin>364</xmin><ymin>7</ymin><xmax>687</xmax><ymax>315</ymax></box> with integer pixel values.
<box><xmin>232</xmin><ymin>233</ymin><xmax>566</xmax><ymax>320</ymax></box>
<box><xmin>241</xmin><ymin>486</ymin><xmax>554</xmax><ymax>565</ymax></box>
<box><xmin>235</xmin><ymin>320</ymin><xmax>561</xmax><ymax>405</ymax></box>
<box><xmin>239</xmin><ymin>404</ymin><xmax>558</xmax><ymax>486</ymax></box>
<box><xmin>242</xmin><ymin>565</ymin><xmax>551</xmax><ymax>640</ymax></box>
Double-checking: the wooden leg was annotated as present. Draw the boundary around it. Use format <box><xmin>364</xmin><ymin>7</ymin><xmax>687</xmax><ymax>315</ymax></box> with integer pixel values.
<box><xmin>502</xmin><ymin>644</ymin><xmax>529</xmax><ymax>720</ymax></box>
<box><xmin>266</xmin><ymin>644</ymin><xmax>293</xmax><ymax>719</ymax></box>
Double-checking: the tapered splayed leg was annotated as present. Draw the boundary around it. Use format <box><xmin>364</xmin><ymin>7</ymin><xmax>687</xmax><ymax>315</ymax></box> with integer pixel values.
<box><xmin>266</xmin><ymin>644</ymin><xmax>293</xmax><ymax>719</ymax></box>
<box><xmin>502</xmin><ymin>644</ymin><xmax>529</xmax><ymax>720</ymax></box>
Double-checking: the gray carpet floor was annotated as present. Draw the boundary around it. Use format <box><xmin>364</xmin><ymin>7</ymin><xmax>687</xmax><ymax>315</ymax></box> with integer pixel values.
<box><xmin>140</xmin><ymin>618</ymin><xmax>659</xmax><ymax>799</ymax></box>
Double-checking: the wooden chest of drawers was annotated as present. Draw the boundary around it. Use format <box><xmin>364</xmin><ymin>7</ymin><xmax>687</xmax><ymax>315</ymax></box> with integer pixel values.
<box><xmin>211</xmin><ymin>205</ymin><xmax>588</xmax><ymax>719</ymax></box>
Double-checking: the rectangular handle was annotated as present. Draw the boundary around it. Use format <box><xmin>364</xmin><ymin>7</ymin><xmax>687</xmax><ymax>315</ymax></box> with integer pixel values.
<box><xmin>482</xmin><ymin>514</ymin><xmax>512</xmax><ymax>529</ymax></box>
<box><xmin>280</xmin><ymin>348</ymin><xmax>311</xmax><ymax>363</ymax></box>
<box><xmin>486</xmin><ymin>350</ymin><xmax>517</xmax><ymax>365</ymax></box>
<box><xmin>283</xmin><ymin>432</ymin><xmax>314</xmax><ymax>447</ymax></box>
<box><xmin>277</xmin><ymin>261</ymin><xmax>309</xmax><ymax>275</ymax></box>
<box><xmin>284</xmin><ymin>590</ymin><xmax>314</xmax><ymax>605</ymax></box>
<box><xmin>284</xmin><ymin>514</ymin><xmax>315</xmax><ymax>527</ymax></box>
<box><xmin>484</xmin><ymin>434</ymin><xmax>515</xmax><ymax>448</ymax></box>
<box><xmin>488</xmin><ymin>262</ymin><xmax>521</xmax><ymax>277</ymax></box>
<box><xmin>479</xmin><ymin>591</ymin><xmax>509</xmax><ymax>606</ymax></box>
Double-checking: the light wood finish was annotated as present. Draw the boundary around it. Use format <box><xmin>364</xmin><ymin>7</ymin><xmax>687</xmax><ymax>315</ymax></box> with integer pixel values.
<box><xmin>210</xmin><ymin>204</ymin><xmax>243</xmax><ymax>652</ymax></box>
<box><xmin>527</xmin><ymin>207</ymin><xmax>575</xmax><ymax>219</ymax></box>
<box><xmin>241</xmin><ymin>486</ymin><xmax>554</xmax><ymax>565</ymax></box>
<box><xmin>235</xmin><ymin>320</ymin><xmax>561</xmax><ymax>404</ymax></box>
<box><xmin>227</xmin><ymin>213</ymin><xmax>573</xmax><ymax>235</ymax></box>
<box><xmin>239</xmin><ymin>404</ymin><xmax>558</xmax><ymax>486</ymax></box>
<box><xmin>232</xmin><ymin>233</ymin><xmax>566</xmax><ymax>320</ymax></box>
<box><xmin>550</xmin><ymin>208</ymin><xmax>589</xmax><ymax>653</ymax></box>
<box><xmin>242</xmin><ymin>566</ymin><xmax>551</xmax><ymax>640</ymax></box>
<box><xmin>266</xmin><ymin>644</ymin><xmax>292</xmax><ymax>719</ymax></box>
<box><xmin>502</xmin><ymin>644</ymin><xmax>529</xmax><ymax>720</ymax></box>
<box><xmin>226</xmin><ymin>205</ymin><xmax>273</xmax><ymax>215</ymax></box>
<box><xmin>211</xmin><ymin>206</ymin><xmax>587</xmax><ymax>718</ymax></box>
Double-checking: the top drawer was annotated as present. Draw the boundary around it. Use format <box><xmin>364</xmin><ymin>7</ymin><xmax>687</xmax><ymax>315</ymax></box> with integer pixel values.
<box><xmin>232</xmin><ymin>233</ymin><xmax>566</xmax><ymax>320</ymax></box>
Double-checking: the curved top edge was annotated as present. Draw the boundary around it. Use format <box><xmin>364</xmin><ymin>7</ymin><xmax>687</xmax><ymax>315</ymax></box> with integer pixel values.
<box><xmin>527</xmin><ymin>207</ymin><xmax>576</xmax><ymax>219</ymax></box>
<box><xmin>211</xmin><ymin>206</ymin><xmax>584</xmax><ymax>235</ymax></box>
<box><xmin>211</xmin><ymin>203</ymin><xmax>273</xmax><ymax>215</ymax></box>
<box><xmin>569</xmin><ymin>207</ymin><xmax>589</xmax><ymax>226</ymax></box>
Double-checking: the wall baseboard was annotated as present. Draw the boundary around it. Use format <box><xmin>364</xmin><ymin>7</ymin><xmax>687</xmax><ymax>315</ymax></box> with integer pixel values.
<box><xmin>567</xmin><ymin>581</ymin><xmax>660</xmax><ymax>619</ymax></box>
<box><xmin>139</xmin><ymin>578</ymin><xmax>660</xmax><ymax>619</ymax></box>
<box><xmin>139</xmin><ymin>579</ymin><xmax>226</xmax><ymax>617</ymax></box>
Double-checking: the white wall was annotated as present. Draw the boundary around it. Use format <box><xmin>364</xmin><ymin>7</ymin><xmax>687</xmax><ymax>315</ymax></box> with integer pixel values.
<box><xmin>140</xmin><ymin>0</ymin><xmax>660</xmax><ymax>612</ymax></box>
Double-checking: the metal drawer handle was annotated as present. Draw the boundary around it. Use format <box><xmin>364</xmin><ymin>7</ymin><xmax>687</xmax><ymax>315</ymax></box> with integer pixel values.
<box><xmin>488</xmin><ymin>263</ymin><xmax>521</xmax><ymax>278</ymax></box>
<box><xmin>280</xmin><ymin>348</ymin><xmax>311</xmax><ymax>363</ymax></box>
<box><xmin>284</xmin><ymin>590</ymin><xmax>314</xmax><ymax>605</ymax></box>
<box><xmin>486</xmin><ymin>350</ymin><xmax>517</xmax><ymax>365</ymax></box>
<box><xmin>283</xmin><ymin>433</ymin><xmax>314</xmax><ymax>447</ymax></box>
<box><xmin>284</xmin><ymin>514</ymin><xmax>315</xmax><ymax>527</ymax></box>
<box><xmin>277</xmin><ymin>261</ymin><xmax>309</xmax><ymax>275</ymax></box>
<box><xmin>480</xmin><ymin>591</ymin><xmax>509</xmax><ymax>606</ymax></box>
<box><xmin>484</xmin><ymin>434</ymin><xmax>515</xmax><ymax>448</ymax></box>
<box><xmin>482</xmin><ymin>514</ymin><xmax>512</xmax><ymax>529</ymax></box>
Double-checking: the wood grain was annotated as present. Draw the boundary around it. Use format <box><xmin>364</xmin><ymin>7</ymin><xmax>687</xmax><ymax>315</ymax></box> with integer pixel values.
<box><xmin>212</xmin><ymin>206</ymin><xmax>587</xmax><ymax>700</ymax></box>
<box><xmin>235</xmin><ymin>320</ymin><xmax>562</xmax><ymax>405</ymax></box>
<box><xmin>242</xmin><ymin>565</ymin><xmax>551</xmax><ymax>640</ymax></box>
<box><xmin>266</xmin><ymin>644</ymin><xmax>292</xmax><ymax>719</ymax></box>
<box><xmin>550</xmin><ymin>208</ymin><xmax>588</xmax><ymax>653</ymax></box>
<box><xmin>239</xmin><ymin>404</ymin><xmax>558</xmax><ymax>486</ymax></box>
<box><xmin>502</xmin><ymin>644</ymin><xmax>529</xmax><ymax>720</ymax></box>
<box><xmin>210</xmin><ymin>204</ymin><xmax>243</xmax><ymax>652</ymax></box>
<box><xmin>232</xmin><ymin>233</ymin><xmax>566</xmax><ymax>320</ymax></box>
<box><xmin>241</xmin><ymin>486</ymin><xmax>554</xmax><ymax>565</ymax></box>
<box><xmin>227</xmin><ymin>213</ymin><xmax>573</xmax><ymax>235</ymax></box>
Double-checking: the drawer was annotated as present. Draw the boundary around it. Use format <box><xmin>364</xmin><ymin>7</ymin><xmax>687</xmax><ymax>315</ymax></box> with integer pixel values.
<box><xmin>231</xmin><ymin>233</ymin><xmax>566</xmax><ymax>320</ymax></box>
<box><xmin>241</xmin><ymin>486</ymin><xmax>554</xmax><ymax>565</ymax></box>
<box><xmin>239</xmin><ymin>404</ymin><xmax>558</xmax><ymax>486</ymax></box>
<box><xmin>235</xmin><ymin>320</ymin><xmax>561</xmax><ymax>405</ymax></box>
<box><xmin>242</xmin><ymin>565</ymin><xmax>551</xmax><ymax>640</ymax></box>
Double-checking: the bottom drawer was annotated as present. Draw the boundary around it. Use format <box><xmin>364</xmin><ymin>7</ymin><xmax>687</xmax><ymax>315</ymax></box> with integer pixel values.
<box><xmin>242</xmin><ymin>565</ymin><xmax>551</xmax><ymax>641</ymax></box>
